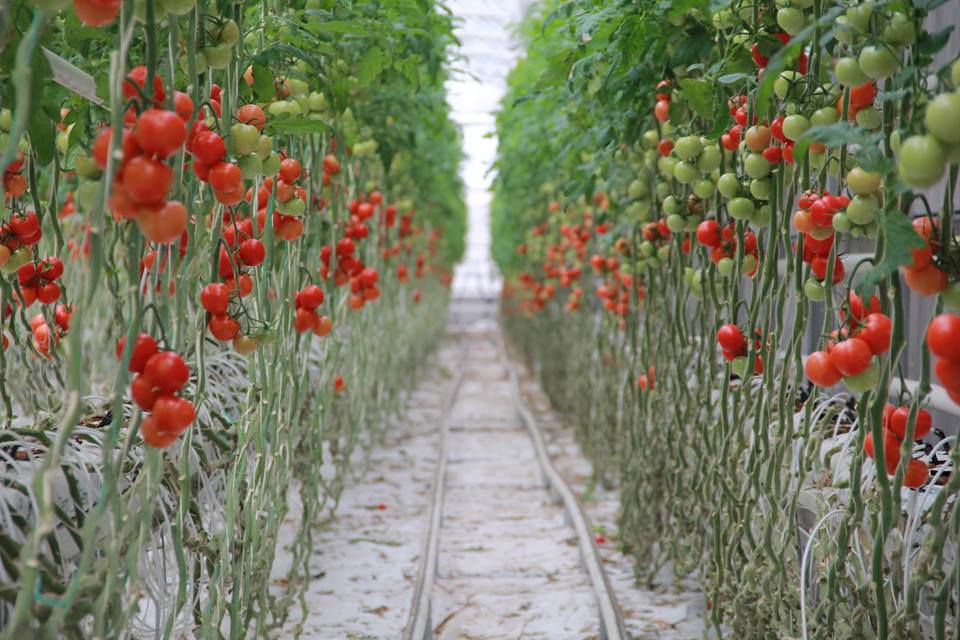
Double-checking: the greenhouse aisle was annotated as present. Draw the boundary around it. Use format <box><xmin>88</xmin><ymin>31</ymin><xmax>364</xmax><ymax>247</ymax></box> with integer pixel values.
<box><xmin>269</xmin><ymin>301</ymin><xmax>706</xmax><ymax>639</ymax></box>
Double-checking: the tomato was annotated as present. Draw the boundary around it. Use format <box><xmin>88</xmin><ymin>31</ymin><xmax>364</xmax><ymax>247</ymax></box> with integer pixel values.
<box><xmin>141</xmin><ymin>416</ymin><xmax>179</xmax><ymax>448</ymax></box>
<box><xmin>172</xmin><ymin>91</ymin><xmax>194</xmax><ymax>121</ymax></box>
<box><xmin>323</xmin><ymin>154</ymin><xmax>340</xmax><ymax>175</ymax></box>
<box><xmin>74</xmin><ymin>0</ymin><xmax>121</xmax><ymax>27</ymax></box>
<box><xmin>236</xmin><ymin>104</ymin><xmax>267</xmax><ymax>131</ymax></box>
<box><xmin>138</xmin><ymin>200</ymin><xmax>187</xmax><ymax>244</ymax></box>
<box><xmin>903</xmin><ymin>459</ymin><xmax>929</xmax><ymax>488</ymax></box>
<box><xmin>835</xmin><ymin>57</ymin><xmax>867</xmax><ymax>87</ymax></box>
<box><xmin>208</xmin><ymin>314</ymin><xmax>240</xmax><ymax>341</ymax></box>
<box><xmin>654</xmin><ymin>99</ymin><xmax>670</xmax><ymax>122</ymax></box>
<box><xmin>294</xmin><ymin>307</ymin><xmax>319</xmax><ymax>332</ymax></box>
<box><xmin>123</xmin><ymin>65</ymin><xmax>165</xmax><ymax>103</ymax></box>
<box><xmin>122</xmin><ymin>156</ymin><xmax>173</xmax><ymax>205</ymax></box>
<box><xmin>898</xmin><ymin>135</ymin><xmax>946</xmax><ymax>189</ymax></box>
<box><xmin>192</xmin><ymin>131</ymin><xmax>227</xmax><ymax>165</ymax></box>
<box><xmin>696</xmin><ymin>220</ymin><xmax>720</xmax><ymax>248</ymax></box>
<box><xmin>130</xmin><ymin>374</ymin><xmax>158</xmax><ymax>410</ymax></box>
<box><xmin>38</xmin><ymin>256</ymin><xmax>64</xmax><ymax>281</ymax></box>
<box><xmin>233</xmin><ymin>335</ymin><xmax>259</xmax><ymax>355</ymax></box>
<box><xmin>312</xmin><ymin>315</ymin><xmax>333</xmax><ymax>337</ymax></box>
<box><xmin>810</xmin><ymin>256</ymin><xmax>844</xmax><ymax>284</ymax></box>
<box><xmin>924</xmin><ymin>92</ymin><xmax>960</xmax><ymax>144</ymax></box>
<box><xmin>279</xmin><ymin>158</ymin><xmax>302</xmax><ymax>183</ymax></box>
<box><xmin>37</xmin><ymin>283</ymin><xmax>60</xmax><ymax>304</ymax></box>
<box><xmin>888</xmin><ymin>406</ymin><xmax>932</xmax><ymax>441</ymax></box>
<box><xmin>201</xmin><ymin>282</ymin><xmax>230</xmax><ymax>314</ymax></box>
<box><xmin>716</xmin><ymin>324</ymin><xmax>745</xmax><ymax>353</ymax></box>
<box><xmin>829</xmin><ymin>337</ymin><xmax>872</xmax><ymax>376</ymax></box>
<box><xmin>298</xmin><ymin>285</ymin><xmax>325</xmax><ymax>310</ymax></box>
<box><xmin>864</xmin><ymin>429</ymin><xmax>902</xmax><ymax>474</ymax></box>
<box><xmin>208</xmin><ymin>162</ymin><xmax>243</xmax><ymax>193</ymax></box>
<box><xmin>806</xmin><ymin>350</ymin><xmax>842</xmax><ymax>387</ymax></box>
<box><xmin>855</xmin><ymin>313</ymin><xmax>891</xmax><ymax>355</ymax></box>
<box><xmin>903</xmin><ymin>263</ymin><xmax>947</xmax><ymax>296</ymax></box>
<box><xmin>781</xmin><ymin>114</ymin><xmax>810</xmax><ymax>142</ymax></box>
<box><xmin>858</xmin><ymin>45</ymin><xmax>900</xmax><ymax>80</ymax></box>
<box><xmin>117</xmin><ymin>332</ymin><xmax>159</xmax><ymax>373</ymax></box>
<box><xmin>238</xmin><ymin>239</ymin><xmax>265</xmax><ymax>266</ymax></box>
<box><xmin>143</xmin><ymin>351</ymin><xmax>190</xmax><ymax>393</ymax></box>
<box><xmin>134</xmin><ymin>109</ymin><xmax>187</xmax><ymax>158</ymax></box>
<box><xmin>926</xmin><ymin>313</ymin><xmax>960</xmax><ymax>362</ymax></box>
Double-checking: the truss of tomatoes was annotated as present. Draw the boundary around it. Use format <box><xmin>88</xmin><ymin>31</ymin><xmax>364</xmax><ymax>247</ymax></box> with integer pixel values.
<box><xmin>865</xmin><ymin>403</ymin><xmax>933</xmax><ymax>488</ymax></box>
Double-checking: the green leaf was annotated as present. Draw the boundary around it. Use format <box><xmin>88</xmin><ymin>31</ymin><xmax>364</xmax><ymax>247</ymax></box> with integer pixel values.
<box><xmin>265</xmin><ymin>116</ymin><xmax>331</xmax><ymax>135</ymax></box>
<box><xmin>679</xmin><ymin>78</ymin><xmax>713</xmax><ymax>120</ymax></box>
<box><xmin>358</xmin><ymin>46</ymin><xmax>385</xmax><ymax>86</ymax></box>
<box><xmin>855</xmin><ymin>209</ymin><xmax>926</xmax><ymax>297</ymax></box>
<box><xmin>313</xmin><ymin>20</ymin><xmax>370</xmax><ymax>36</ymax></box>
<box><xmin>793</xmin><ymin>122</ymin><xmax>880</xmax><ymax>162</ymax></box>
<box><xmin>251</xmin><ymin>64</ymin><xmax>275</xmax><ymax>102</ymax></box>
<box><xmin>27</xmin><ymin>108</ymin><xmax>55</xmax><ymax>167</ymax></box>
<box><xmin>717</xmin><ymin>72</ymin><xmax>750</xmax><ymax>85</ymax></box>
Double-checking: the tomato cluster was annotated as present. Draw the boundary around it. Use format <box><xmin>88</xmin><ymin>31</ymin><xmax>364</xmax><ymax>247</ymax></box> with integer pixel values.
<box><xmin>28</xmin><ymin>305</ymin><xmax>72</xmax><ymax>357</ymax></box>
<box><xmin>864</xmin><ymin>403</ymin><xmax>932</xmax><ymax>488</ymax></box>
<box><xmin>117</xmin><ymin>333</ymin><xmax>195</xmax><ymax>448</ymax></box>
<box><xmin>292</xmin><ymin>284</ymin><xmax>331</xmax><ymax>336</ymax></box>
<box><xmin>16</xmin><ymin>256</ymin><xmax>64</xmax><ymax>307</ymax></box>
<box><xmin>716</xmin><ymin>323</ymin><xmax>764</xmax><ymax>376</ymax></box>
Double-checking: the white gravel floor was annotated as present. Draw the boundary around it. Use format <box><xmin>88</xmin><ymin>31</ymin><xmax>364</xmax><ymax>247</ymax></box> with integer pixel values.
<box><xmin>269</xmin><ymin>306</ymin><xmax>707</xmax><ymax>639</ymax></box>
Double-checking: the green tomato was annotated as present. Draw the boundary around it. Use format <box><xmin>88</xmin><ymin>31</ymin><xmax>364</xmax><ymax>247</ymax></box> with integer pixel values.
<box><xmin>627</xmin><ymin>179</ymin><xmax>646</xmax><ymax>199</ymax></box>
<box><xmin>238</xmin><ymin>153</ymin><xmax>263</xmax><ymax>179</ymax></box>
<box><xmin>717</xmin><ymin>257</ymin><xmax>735</xmax><ymax>278</ymax></box>
<box><xmin>640</xmin><ymin>241</ymin><xmax>655</xmax><ymax>257</ymax></box>
<box><xmin>898</xmin><ymin>135</ymin><xmax>946</xmax><ymax>189</ymax></box>
<box><xmin>717</xmin><ymin>172</ymin><xmax>741</xmax><ymax>198</ymax></box>
<box><xmin>749</xmin><ymin>179</ymin><xmax>771</xmax><ymax>200</ymax></box>
<box><xmin>864</xmin><ymin>221</ymin><xmax>879</xmax><ymax>238</ymax></box>
<box><xmin>744</xmin><ymin>153</ymin><xmax>772</xmax><ymax>179</ymax></box>
<box><xmin>308</xmin><ymin>91</ymin><xmax>328</xmax><ymax>112</ymax></box>
<box><xmin>636</xmin><ymin>201</ymin><xmax>653</xmax><ymax>221</ymax></box>
<box><xmin>941</xmin><ymin>282</ymin><xmax>960</xmax><ymax>310</ymax></box>
<box><xmin>663</xmin><ymin>195</ymin><xmax>681</xmax><ymax>215</ymax></box>
<box><xmin>30</xmin><ymin>0</ymin><xmax>71</xmax><ymax>10</ymax></box>
<box><xmin>924</xmin><ymin>92</ymin><xmax>960</xmax><ymax>144</ymax></box>
<box><xmin>774</xmin><ymin>71</ymin><xmax>803</xmax><ymax>100</ymax></box>
<box><xmin>1</xmin><ymin>247</ymin><xmax>31</xmax><ymax>273</ymax></box>
<box><xmin>776</xmin><ymin>7</ymin><xmax>806</xmax><ymax>35</ymax></box>
<box><xmin>642</xmin><ymin>129</ymin><xmax>659</xmax><ymax>149</ymax></box>
<box><xmin>845</xmin><ymin>2</ymin><xmax>874</xmax><ymax>33</ymax></box>
<box><xmin>883</xmin><ymin>12</ymin><xmax>915</xmax><ymax>46</ymax></box>
<box><xmin>287</xmin><ymin>78</ymin><xmax>309</xmax><ymax>98</ymax></box>
<box><xmin>277</xmin><ymin>197</ymin><xmax>306</xmax><ymax>216</ymax></box>
<box><xmin>741</xmin><ymin>253</ymin><xmax>757</xmax><ymax>275</ymax></box>
<box><xmin>683</xmin><ymin>266</ymin><xmax>695</xmax><ymax>284</ymax></box>
<box><xmin>804</xmin><ymin>277</ymin><xmax>825</xmax><ymax>301</ymax></box>
<box><xmin>810</xmin><ymin>107</ymin><xmax>839</xmax><ymax>127</ymax></box>
<box><xmin>217</xmin><ymin>19</ymin><xmax>240</xmax><ymax>47</ymax></box>
<box><xmin>76</xmin><ymin>180</ymin><xmax>101</xmax><ymax>211</ymax></box>
<box><xmin>673</xmin><ymin>160</ymin><xmax>699</xmax><ymax>184</ymax></box>
<box><xmin>728</xmin><ymin>197</ymin><xmax>755</xmax><ymax>220</ymax></box>
<box><xmin>75</xmin><ymin>154</ymin><xmax>102</xmax><ymax>180</ymax></box>
<box><xmin>262</xmin><ymin>152</ymin><xmax>282</xmax><ymax>176</ymax></box>
<box><xmin>858</xmin><ymin>45</ymin><xmax>900</xmax><ymax>80</ymax></box>
<box><xmin>256</xmin><ymin>135</ymin><xmax>273</xmax><ymax>159</ymax></box>
<box><xmin>694</xmin><ymin>178</ymin><xmax>716</xmax><ymax>199</ymax></box>
<box><xmin>689</xmin><ymin>273</ymin><xmax>703</xmax><ymax>295</ymax></box>
<box><xmin>751</xmin><ymin>204</ymin><xmax>772</xmax><ymax>227</ymax></box>
<box><xmin>674</xmin><ymin>135</ymin><xmax>703</xmax><ymax>160</ymax></box>
<box><xmin>684</xmin><ymin>217</ymin><xmax>700</xmax><ymax>232</ymax></box>
<box><xmin>855</xmin><ymin>106</ymin><xmax>882</xmax><ymax>130</ymax></box>
<box><xmin>731</xmin><ymin>356</ymin><xmax>750</xmax><ymax>377</ymax></box>
<box><xmin>203</xmin><ymin>44</ymin><xmax>233</xmax><ymax>70</ymax></box>
<box><xmin>231</xmin><ymin>123</ymin><xmax>260</xmax><ymax>156</ymax></box>
<box><xmin>843</xmin><ymin>363</ymin><xmax>879</xmax><ymax>393</ymax></box>
<box><xmin>655</xmin><ymin>181</ymin><xmax>671</xmax><ymax>199</ymax></box>
<box><xmin>782</xmin><ymin>114</ymin><xmax>810</xmax><ymax>142</ymax></box>
<box><xmin>834</xmin><ymin>16</ymin><xmax>854</xmax><ymax>45</ymax></box>
<box><xmin>846</xmin><ymin>195</ymin><xmax>878</xmax><ymax>225</ymax></box>
<box><xmin>0</xmin><ymin>109</ymin><xmax>10</xmax><ymax>132</ymax></box>
<box><xmin>697</xmin><ymin>145</ymin><xmax>722</xmax><ymax>173</ymax></box>
<box><xmin>657</xmin><ymin>245</ymin><xmax>671</xmax><ymax>260</ymax></box>
<box><xmin>159</xmin><ymin>0</ymin><xmax>195</xmax><ymax>15</ymax></box>
<box><xmin>832</xmin><ymin>211</ymin><xmax>853</xmax><ymax>233</ymax></box>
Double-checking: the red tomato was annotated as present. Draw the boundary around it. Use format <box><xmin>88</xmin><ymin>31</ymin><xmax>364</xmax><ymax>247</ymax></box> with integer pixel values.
<box><xmin>123</xmin><ymin>65</ymin><xmax>165</xmax><ymax>103</ymax></box>
<box><xmin>201</xmin><ymin>283</ymin><xmax>230</xmax><ymax>314</ymax></box>
<box><xmin>208</xmin><ymin>162</ymin><xmax>243</xmax><ymax>193</ymax></box>
<box><xmin>236</xmin><ymin>104</ymin><xmax>267</xmax><ymax>131</ymax></box>
<box><xmin>192</xmin><ymin>132</ymin><xmax>227</xmax><ymax>165</ymax></box>
<box><xmin>122</xmin><ymin>156</ymin><xmax>173</xmax><ymax>205</ymax></box>
<box><xmin>208</xmin><ymin>314</ymin><xmax>240</xmax><ymax>341</ymax></box>
<box><xmin>130</xmin><ymin>374</ymin><xmax>158</xmax><ymax>410</ymax></box>
<box><xmin>312</xmin><ymin>315</ymin><xmax>333</xmax><ymax>337</ymax></box>
<box><xmin>138</xmin><ymin>200</ymin><xmax>187</xmax><ymax>244</ymax></box>
<box><xmin>805</xmin><ymin>350</ymin><xmax>842</xmax><ymax>387</ymax></box>
<box><xmin>888</xmin><ymin>407</ymin><xmax>932</xmax><ymax>441</ymax></box>
<box><xmin>74</xmin><ymin>0</ymin><xmax>121</xmax><ymax>28</ymax></box>
<box><xmin>294</xmin><ymin>307</ymin><xmax>319</xmax><ymax>333</ymax></box>
<box><xmin>927</xmin><ymin>313</ymin><xmax>960</xmax><ymax>361</ymax></box>
<box><xmin>903</xmin><ymin>458</ymin><xmax>929</xmax><ymax>488</ymax></box>
<box><xmin>238</xmin><ymin>239</ymin><xmax>265</xmax><ymax>267</ymax></box>
<box><xmin>279</xmin><ymin>158</ymin><xmax>302</xmax><ymax>183</ymax></box>
<box><xmin>855</xmin><ymin>313</ymin><xmax>891</xmax><ymax>355</ymax></box>
<box><xmin>141</xmin><ymin>416</ymin><xmax>179</xmax><ymax>448</ymax></box>
<box><xmin>152</xmin><ymin>395</ymin><xmax>196</xmax><ymax>433</ymax></box>
<box><xmin>298</xmin><ymin>285</ymin><xmax>325</xmax><ymax>310</ymax></box>
<box><xmin>116</xmin><ymin>332</ymin><xmax>159</xmax><ymax>373</ymax></box>
<box><xmin>864</xmin><ymin>429</ymin><xmax>902</xmax><ymax>474</ymax></box>
<box><xmin>716</xmin><ymin>324</ymin><xmax>746</xmax><ymax>354</ymax></box>
<box><xmin>903</xmin><ymin>264</ymin><xmax>947</xmax><ymax>296</ymax></box>
<box><xmin>134</xmin><ymin>109</ymin><xmax>187</xmax><ymax>158</ymax></box>
<box><xmin>143</xmin><ymin>351</ymin><xmax>190</xmax><ymax>393</ymax></box>
<box><xmin>829</xmin><ymin>337</ymin><xmax>872</xmax><ymax>376</ymax></box>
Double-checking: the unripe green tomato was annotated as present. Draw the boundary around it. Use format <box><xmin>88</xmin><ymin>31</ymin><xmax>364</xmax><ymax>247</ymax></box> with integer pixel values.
<box><xmin>56</xmin><ymin>130</ymin><xmax>70</xmax><ymax>155</ymax></box>
<box><xmin>846</xmin><ymin>195</ymin><xmax>878</xmax><ymax>225</ymax></box>
<box><xmin>231</xmin><ymin>123</ymin><xmax>260</xmax><ymax>156</ymax></box>
<box><xmin>648</xmin><ymin>255</ymin><xmax>661</xmax><ymax>268</ymax></box>
<box><xmin>673</xmin><ymin>160</ymin><xmax>699</xmax><ymax>183</ymax></box>
<box><xmin>308</xmin><ymin>91</ymin><xmax>328</xmax><ymax>112</ymax></box>
<box><xmin>804</xmin><ymin>277</ymin><xmax>825</xmax><ymax>301</ymax></box>
<box><xmin>846</xmin><ymin>2</ymin><xmax>873</xmax><ymax>33</ymax></box>
<box><xmin>683</xmin><ymin>266</ymin><xmax>695</xmax><ymax>284</ymax></box>
<box><xmin>924</xmin><ymin>92</ymin><xmax>960</xmax><ymax>144</ymax></box>
<box><xmin>750</xmin><ymin>178</ymin><xmax>771</xmax><ymax>200</ymax></box>
<box><xmin>834</xmin><ymin>16</ymin><xmax>854</xmax><ymax>45</ymax></box>
<box><xmin>941</xmin><ymin>281</ymin><xmax>960</xmax><ymax>310</ymax></box>
<box><xmin>731</xmin><ymin>356</ymin><xmax>749</xmax><ymax>376</ymax></box>
<box><xmin>741</xmin><ymin>253</ymin><xmax>757</xmax><ymax>274</ymax></box>
<box><xmin>661</xmin><ymin>121</ymin><xmax>674</xmax><ymax>137</ymax></box>
<box><xmin>262</xmin><ymin>152</ymin><xmax>282</xmax><ymax>176</ymax></box>
<box><xmin>883</xmin><ymin>12</ymin><xmax>915</xmax><ymax>46</ymax></box>
<box><xmin>856</xmin><ymin>106</ymin><xmax>882</xmax><ymax>130</ymax></box>
<box><xmin>642</xmin><ymin>129</ymin><xmax>659</xmax><ymax>148</ymax></box>
<box><xmin>641</xmin><ymin>240</ymin><xmax>655</xmax><ymax>257</ymax></box>
<box><xmin>287</xmin><ymin>78</ymin><xmax>309</xmax><ymax>98</ymax></box>
<box><xmin>809</xmin><ymin>150</ymin><xmax>826</xmax><ymax>169</ymax></box>
<box><xmin>663</xmin><ymin>195</ymin><xmax>681</xmax><ymax>215</ymax></box>
<box><xmin>865</xmin><ymin>221</ymin><xmax>879</xmax><ymax>238</ymax></box>
<box><xmin>782</xmin><ymin>114</ymin><xmax>810</xmax><ymax>142</ymax></box>
<box><xmin>160</xmin><ymin>0</ymin><xmax>196</xmax><ymax>15</ymax></box>
<box><xmin>674</xmin><ymin>135</ymin><xmax>703</xmax><ymax>160</ymax></box>
<box><xmin>658</xmin><ymin>156</ymin><xmax>677</xmax><ymax>176</ymax></box>
<box><xmin>293</xmin><ymin>96</ymin><xmax>310</xmax><ymax>115</ymax></box>
<box><xmin>717</xmin><ymin>172</ymin><xmax>740</xmax><ymax>198</ymax></box>
<box><xmin>180</xmin><ymin>52</ymin><xmax>207</xmax><ymax>75</ymax></box>
<box><xmin>643</xmin><ymin>149</ymin><xmax>658</xmax><ymax>167</ymax></box>
<box><xmin>745</xmin><ymin>153</ymin><xmax>772</xmax><ymax>179</ymax></box>
<box><xmin>832</xmin><ymin>211</ymin><xmax>853</xmax><ymax>232</ymax></box>
<box><xmin>694</xmin><ymin>178</ymin><xmax>716</xmax><ymax>199</ymax></box>
<box><xmin>858</xmin><ymin>45</ymin><xmax>900</xmax><ymax>80</ymax></box>
<box><xmin>890</xmin><ymin>130</ymin><xmax>901</xmax><ymax>153</ymax></box>
<box><xmin>75</xmin><ymin>154</ymin><xmax>102</xmax><ymax>180</ymax></box>
<box><xmin>256</xmin><ymin>134</ymin><xmax>273</xmax><ymax>159</ymax></box>
<box><xmin>657</xmin><ymin>245</ymin><xmax>671</xmax><ymax>260</ymax></box>
<box><xmin>776</xmin><ymin>7</ymin><xmax>806</xmax><ymax>35</ymax></box>
<box><xmin>810</xmin><ymin>107</ymin><xmax>839</xmax><ymax>126</ymax></box>
<box><xmin>774</xmin><ymin>71</ymin><xmax>803</xmax><ymax>100</ymax></box>
<box><xmin>898</xmin><ymin>134</ymin><xmax>946</xmax><ymax>188</ymax></box>
<box><xmin>1</xmin><ymin>247</ymin><xmax>31</xmax><ymax>273</ymax></box>
<box><xmin>277</xmin><ymin>197</ymin><xmax>306</xmax><ymax>216</ymax></box>
<box><xmin>666</xmin><ymin>215</ymin><xmax>686</xmax><ymax>233</ymax></box>
<box><xmin>844</xmin><ymin>362</ymin><xmax>879</xmax><ymax>393</ymax></box>
<box><xmin>850</xmin><ymin>224</ymin><xmax>865</xmax><ymax>238</ymax></box>
<box><xmin>684</xmin><ymin>216</ymin><xmax>700</xmax><ymax>232</ymax></box>
<box><xmin>728</xmin><ymin>197</ymin><xmax>755</xmax><ymax>220</ymax></box>
<box><xmin>717</xmin><ymin>257</ymin><xmax>734</xmax><ymax>278</ymax></box>
<box><xmin>217</xmin><ymin>19</ymin><xmax>240</xmax><ymax>47</ymax></box>
<box><xmin>637</xmin><ymin>201</ymin><xmax>654</xmax><ymax>221</ymax></box>
<box><xmin>203</xmin><ymin>44</ymin><xmax>233</xmax><ymax>70</ymax></box>
<box><xmin>0</xmin><ymin>109</ymin><xmax>10</xmax><ymax>131</ymax></box>
<box><xmin>945</xmin><ymin>142</ymin><xmax>960</xmax><ymax>165</ymax></box>
<box><xmin>655</xmin><ymin>181</ymin><xmax>671</xmax><ymax>199</ymax></box>
<box><xmin>238</xmin><ymin>153</ymin><xmax>263</xmax><ymax>178</ymax></box>
<box><xmin>77</xmin><ymin>180</ymin><xmax>101</xmax><ymax>210</ymax></box>
<box><xmin>751</xmin><ymin>204</ymin><xmax>772</xmax><ymax>227</ymax></box>
<box><xmin>689</xmin><ymin>273</ymin><xmax>703</xmax><ymax>295</ymax></box>
<box><xmin>698</xmin><ymin>145</ymin><xmax>722</xmax><ymax>173</ymax></box>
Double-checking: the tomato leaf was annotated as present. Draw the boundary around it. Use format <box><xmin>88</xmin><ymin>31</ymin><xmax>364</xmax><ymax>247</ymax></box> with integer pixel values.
<box><xmin>358</xmin><ymin>46</ymin><xmax>385</xmax><ymax>86</ymax></box>
<box><xmin>250</xmin><ymin>64</ymin><xmax>275</xmax><ymax>102</ymax></box>
<box><xmin>313</xmin><ymin>21</ymin><xmax>370</xmax><ymax>36</ymax></box>
<box><xmin>717</xmin><ymin>72</ymin><xmax>750</xmax><ymax>85</ymax></box>
<box><xmin>679</xmin><ymin>78</ymin><xmax>713</xmax><ymax>120</ymax></box>
<box><xmin>265</xmin><ymin>116</ymin><xmax>331</xmax><ymax>135</ymax></box>
<box><xmin>793</xmin><ymin>122</ymin><xmax>879</xmax><ymax>162</ymax></box>
<box><xmin>855</xmin><ymin>209</ymin><xmax>925</xmax><ymax>297</ymax></box>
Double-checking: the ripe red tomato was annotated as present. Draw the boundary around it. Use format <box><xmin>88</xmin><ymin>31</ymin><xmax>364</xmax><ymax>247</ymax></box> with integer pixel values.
<box><xmin>312</xmin><ymin>315</ymin><xmax>333</xmax><ymax>337</ymax></box>
<box><xmin>903</xmin><ymin>458</ymin><xmax>929</xmax><ymax>488</ymax></box>
<box><xmin>359</xmin><ymin>268</ymin><xmax>379</xmax><ymax>288</ymax></box>
<box><xmin>138</xmin><ymin>200</ymin><xmax>187</xmax><ymax>244</ymax></box>
<box><xmin>74</xmin><ymin>0</ymin><xmax>121</xmax><ymax>27</ymax></box>
<box><xmin>236</xmin><ymin>104</ymin><xmax>267</xmax><ymax>131</ymax></box>
<box><xmin>934</xmin><ymin>357</ymin><xmax>960</xmax><ymax>392</ymax></box>
<box><xmin>927</xmin><ymin>313</ymin><xmax>960</xmax><ymax>361</ymax></box>
<box><xmin>122</xmin><ymin>156</ymin><xmax>173</xmax><ymax>205</ymax></box>
<box><xmin>855</xmin><ymin>313</ymin><xmax>891</xmax><ymax>355</ymax></box>
<box><xmin>298</xmin><ymin>285</ymin><xmax>324</xmax><ymax>310</ymax></box>
<box><xmin>134</xmin><ymin>109</ymin><xmax>187</xmax><ymax>158</ymax></box>
<box><xmin>654</xmin><ymin>99</ymin><xmax>670</xmax><ymax>122</ymax></box>
<box><xmin>37</xmin><ymin>283</ymin><xmax>60</xmax><ymax>304</ymax></box>
<box><xmin>716</xmin><ymin>324</ymin><xmax>745</xmax><ymax>353</ymax></box>
<box><xmin>337</xmin><ymin>237</ymin><xmax>355</xmax><ymax>256</ymax></box>
<box><xmin>279</xmin><ymin>158</ymin><xmax>302</xmax><ymax>183</ymax></box>
<box><xmin>173</xmin><ymin>91</ymin><xmax>194</xmax><ymax>121</ymax></box>
<box><xmin>903</xmin><ymin>264</ymin><xmax>947</xmax><ymax>296</ymax></box>
<box><xmin>192</xmin><ymin>131</ymin><xmax>227</xmax><ymax>165</ymax></box>
<box><xmin>152</xmin><ymin>395</ymin><xmax>196</xmax><ymax>433</ymax></box>
<box><xmin>888</xmin><ymin>407</ymin><xmax>932</xmax><ymax>440</ymax></box>
<box><xmin>864</xmin><ymin>429</ymin><xmax>902</xmax><ymax>474</ymax></box>
<box><xmin>294</xmin><ymin>307</ymin><xmax>319</xmax><ymax>332</ymax></box>
<box><xmin>143</xmin><ymin>351</ymin><xmax>190</xmax><ymax>394</ymax></box>
<box><xmin>208</xmin><ymin>162</ymin><xmax>243</xmax><ymax>193</ymax></box>
<box><xmin>323</xmin><ymin>154</ymin><xmax>341</xmax><ymax>175</ymax></box>
<box><xmin>116</xmin><ymin>332</ymin><xmax>159</xmax><ymax>373</ymax></box>
<box><xmin>123</xmin><ymin>65</ymin><xmax>165</xmax><ymax>103</ymax></box>
<box><xmin>208</xmin><ymin>314</ymin><xmax>240</xmax><ymax>341</ymax></box>
<box><xmin>238</xmin><ymin>239</ymin><xmax>265</xmax><ymax>267</ymax></box>
<box><xmin>141</xmin><ymin>416</ymin><xmax>179</xmax><ymax>448</ymax></box>
<box><xmin>829</xmin><ymin>337</ymin><xmax>872</xmax><ymax>376</ymax></box>
<box><xmin>805</xmin><ymin>350</ymin><xmax>842</xmax><ymax>387</ymax></box>
<box><xmin>130</xmin><ymin>374</ymin><xmax>158</xmax><ymax>410</ymax></box>
<box><xmin>201</xmin><ymin>283</ymin><xmax>230</xmax><ymax>314</ymax></box>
